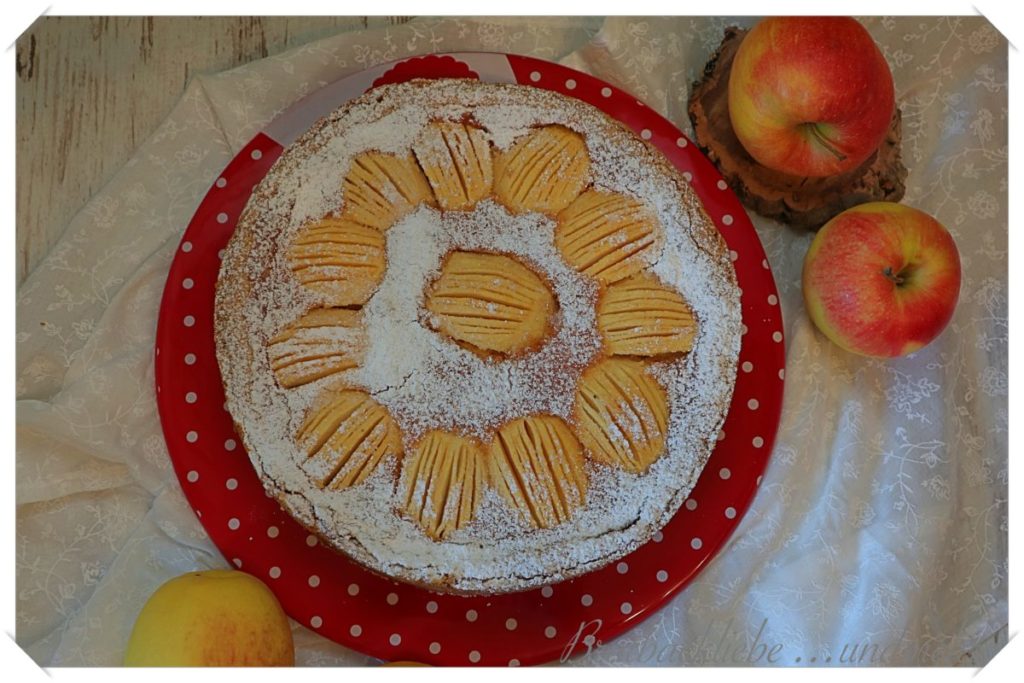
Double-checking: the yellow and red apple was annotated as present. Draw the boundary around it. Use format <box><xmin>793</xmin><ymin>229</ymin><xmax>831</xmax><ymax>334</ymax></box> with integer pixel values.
<box><xmin>124</xmin><ymin>569</ymin><xmax>295</xmax><ymax>666</ymax></box>
<box><xmin>802</xmin><ymin>202</ymin><xmax>960</xmax><ymax>357</ymax></box>
<box><xmin>728</xmin><ymin>17</ymin><xmax>895</xmax><ymax>177</ymax></box>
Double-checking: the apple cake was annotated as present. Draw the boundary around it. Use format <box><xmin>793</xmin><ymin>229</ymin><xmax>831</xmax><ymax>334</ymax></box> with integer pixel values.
<box><xmin>214</xmin><ymin>78</ymin><xmax>742</xmax><ymax>595</ymax></box>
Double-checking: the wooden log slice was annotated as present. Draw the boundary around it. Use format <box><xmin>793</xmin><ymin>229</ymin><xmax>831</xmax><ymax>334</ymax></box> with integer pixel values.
<box><xmin>688</xmin><ymin>26</ymin><xmax>907</xmax><ymax>230</ymax></box>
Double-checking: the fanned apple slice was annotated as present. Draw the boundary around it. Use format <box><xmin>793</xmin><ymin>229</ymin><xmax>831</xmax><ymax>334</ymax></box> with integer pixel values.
<box><xmin>267</xmin><ymin>308</ymin><xmax>365</xmax><ymax>389</ymax></box>
<box><xmin>288</xmin><ymin>216</ymin><xmax>386</xmax><ymax>306</ymax></box>
<box><xmin>493</xmin><ymin>125</ymin><xmax>590</xmax><ymax>214</ymax></box>
<box><xmin>573</xmin><ymin>358</ymin><xmax>669</xmax><ymax>474</ymax></box>
<box><xmin>296</xmin><ymin>391</ymin><xmax>402</xmax><ymax>490</ymax></box>
<box><xmin>425</xmin><ymin>251</ymin><xmax>555</xmax><ymax>356</ymax></box>
<box><xmin>400</xmin><ymin>431</ymin><xmax>487</xmax><ymax>541</ymax></box>
<box><xmin>597</xmin><ymin>272</ymin><xmax>698</xmax><ymax>357</ymax></box>
<box><xmin>555</xmin><ymin>190</ymin><xmax>662</xmax><ymax>285</ymax></box>
<box><xmin>413</xmin><ymin>120</ymin><xmax>494</xmax><ymax>211</ymax></box>
<box><xmin>341</xmin><ymin>151</ymin><xmax>435</xmax><ymax>230</ymax></box>
<box><xmin>489</xmin><ymin>415</ymin><xmax>588</xmax><ymax>529</ymax></box>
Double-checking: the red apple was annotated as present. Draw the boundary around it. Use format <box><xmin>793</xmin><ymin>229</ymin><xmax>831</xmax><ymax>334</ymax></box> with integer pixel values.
<box><xmin>802</xmin><ymin>202</ymin><xmax>960</xmax><ymax>357</ymax></box>
<box><xmin>728</xmin><ymin>17</ymin><xmax>895</xmax><ymax>177</ymax></box>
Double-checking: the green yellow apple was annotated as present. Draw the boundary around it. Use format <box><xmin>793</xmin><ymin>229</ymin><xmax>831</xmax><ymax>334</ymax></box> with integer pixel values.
<box><xmin>802</xmin><ymin>202</ymin><xmax>960</xmax><ymax>357</ymax></box>
<box><xmin>124</xmin><ymin>569</ymin><xmax>294</xmax><ymax>666</ymax></box>
<box><xmin>728</xmin><ymin>17</ymin><xmax>895</xmax><ymax>177</ymax></box>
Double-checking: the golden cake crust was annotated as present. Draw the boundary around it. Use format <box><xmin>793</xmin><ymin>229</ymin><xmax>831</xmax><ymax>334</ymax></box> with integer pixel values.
<box><xmin>215</xmin><ymin>78</ymin><xmax>741</xmax><ymax>595</ymax></box>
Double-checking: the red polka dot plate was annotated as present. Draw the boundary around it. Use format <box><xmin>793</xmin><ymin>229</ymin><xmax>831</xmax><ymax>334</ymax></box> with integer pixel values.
<box><xmin>154</xmin><ymin>52</ymin><xmax>784</xmax><ymax>667</ymax></box>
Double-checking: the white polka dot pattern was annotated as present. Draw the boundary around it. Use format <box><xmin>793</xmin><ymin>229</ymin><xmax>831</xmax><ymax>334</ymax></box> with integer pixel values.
<box><xmin>156</xmin><ymin>55</ymin><xmax>783</xmax><ymax>668</ymax></box>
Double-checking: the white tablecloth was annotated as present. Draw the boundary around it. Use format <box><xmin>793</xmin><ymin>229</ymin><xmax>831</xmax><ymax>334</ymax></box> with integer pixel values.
<box><xmin>16</xmin><ymin>16</ymin><xmax>1007</xmax><ymax>666</ymax></box>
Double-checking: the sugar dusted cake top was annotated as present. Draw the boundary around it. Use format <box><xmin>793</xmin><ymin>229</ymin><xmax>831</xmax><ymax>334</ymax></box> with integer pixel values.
<box><xmin>215</xmin><ymin>78</ymin><xmax>741</xmax><ymax>594</ymax></box>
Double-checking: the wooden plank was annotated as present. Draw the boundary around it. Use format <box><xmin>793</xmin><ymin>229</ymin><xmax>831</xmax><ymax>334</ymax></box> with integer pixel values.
<box><xmin>15</xmin><ymin>16</ymin><xmax>415</xmax><ymax>285</ymax></box>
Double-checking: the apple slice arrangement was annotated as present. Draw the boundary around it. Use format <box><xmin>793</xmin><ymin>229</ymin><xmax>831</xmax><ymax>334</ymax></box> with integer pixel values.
<box><xmin>705</xmin><ymin>16</ymin><xmax>960</xmax><ymax>356</ymax></box>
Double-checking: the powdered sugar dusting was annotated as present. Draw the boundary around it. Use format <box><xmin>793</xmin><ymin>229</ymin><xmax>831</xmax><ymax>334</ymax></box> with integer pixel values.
<box><xmin>214</xmin><ymin>79</ymin><xmax>741</xmax><ymax>593</ymax></box>
<box><xmin>350</xmin><ymin>200</ymin><xmax>600</xmax><ymax>444</ymax></box>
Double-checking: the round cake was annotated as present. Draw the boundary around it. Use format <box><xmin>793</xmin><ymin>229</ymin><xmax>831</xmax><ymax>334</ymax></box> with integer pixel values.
<box><xmin>215</xmin><ymin>78</ymin><xmax>742</xmax><ymax>595</ymax></box>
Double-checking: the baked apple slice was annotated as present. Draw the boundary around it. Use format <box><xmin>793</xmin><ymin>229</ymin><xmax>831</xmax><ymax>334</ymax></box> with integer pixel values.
<box><xmin>288</xmin><ymin>216</ymin><xmax>386</xmax><ymax>307</ymax></box>
<box><xmin>489</xmin><ymin>415</ymin><xmax>588</xmax><ymax>529</ymax></box>
<box><xmin>296</xmin><ymin>390</ymin><xmax>402</xmax><ymax>490</ymax></box>
<box><xmin>341</xmin><ymin>151</ymin><xmax>434</xmax><ymax>230</ymax></box>
<box><xmin>267</xmin><ymin>308</ymin><xmax>364</xmax><ymax>389</ymax></box>
<box><xmin>574</xmin><ymin>358</ymin><xmax>669</xmax><ymax>474</ymax></box>
<box><xmin>597</xmin><ymin>272</ymin><xmax>697</xmax><ymax>357</ymax></box>
<box><xmin>494</xmin><ymin>125</ymin><xmax>590</xmax><ymax>214</ymax></box>
<box><xmin>425</xmin><ymin>251</ymin><xmax>555</xmax><ymax>356</ymax></box>
<box><xmin>555</xmin><ymin>189</ymin><xmax>662</xmax><ymax>285</ymax></box>
<box><xmin>413</xmin><ymin>120</ymin><xmax>494</xmax><ymax>211</ymax></box>
<box><xmin>400</xmin><ymin>431</ymin><xmax>487</xmax><ymax>541</ymax></box>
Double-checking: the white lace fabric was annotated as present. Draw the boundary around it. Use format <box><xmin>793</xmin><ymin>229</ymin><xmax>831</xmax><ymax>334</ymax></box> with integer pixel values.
<box><xmin>15</xmin><ymin>16</ymin><xmax>1007</xmax><ymax>666</ymax></box>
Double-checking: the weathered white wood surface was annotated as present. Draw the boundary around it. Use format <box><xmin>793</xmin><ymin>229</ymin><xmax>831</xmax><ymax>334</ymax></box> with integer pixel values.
<box><xmin>15</xmin><ymin>16</ymin><xmax>414</xmax><ymax>285</ymax></box>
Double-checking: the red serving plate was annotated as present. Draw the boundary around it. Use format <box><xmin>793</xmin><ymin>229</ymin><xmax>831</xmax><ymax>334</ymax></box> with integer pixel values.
<box><xmin>154</xmin><ymin>52</ymin><xmax>785</xmax><ymax>667</ymax></box>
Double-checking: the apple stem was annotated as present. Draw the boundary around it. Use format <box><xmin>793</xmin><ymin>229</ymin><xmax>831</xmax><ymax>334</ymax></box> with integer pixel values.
<box><xmin>805</xmin><ymin>123</ymin><xmax>848</xmax><ymax>162</ymax></box>
<box><xmin>883</xmin><ymin>266</ymin><xmax>905</xmax><ymax>286</ymax></box>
